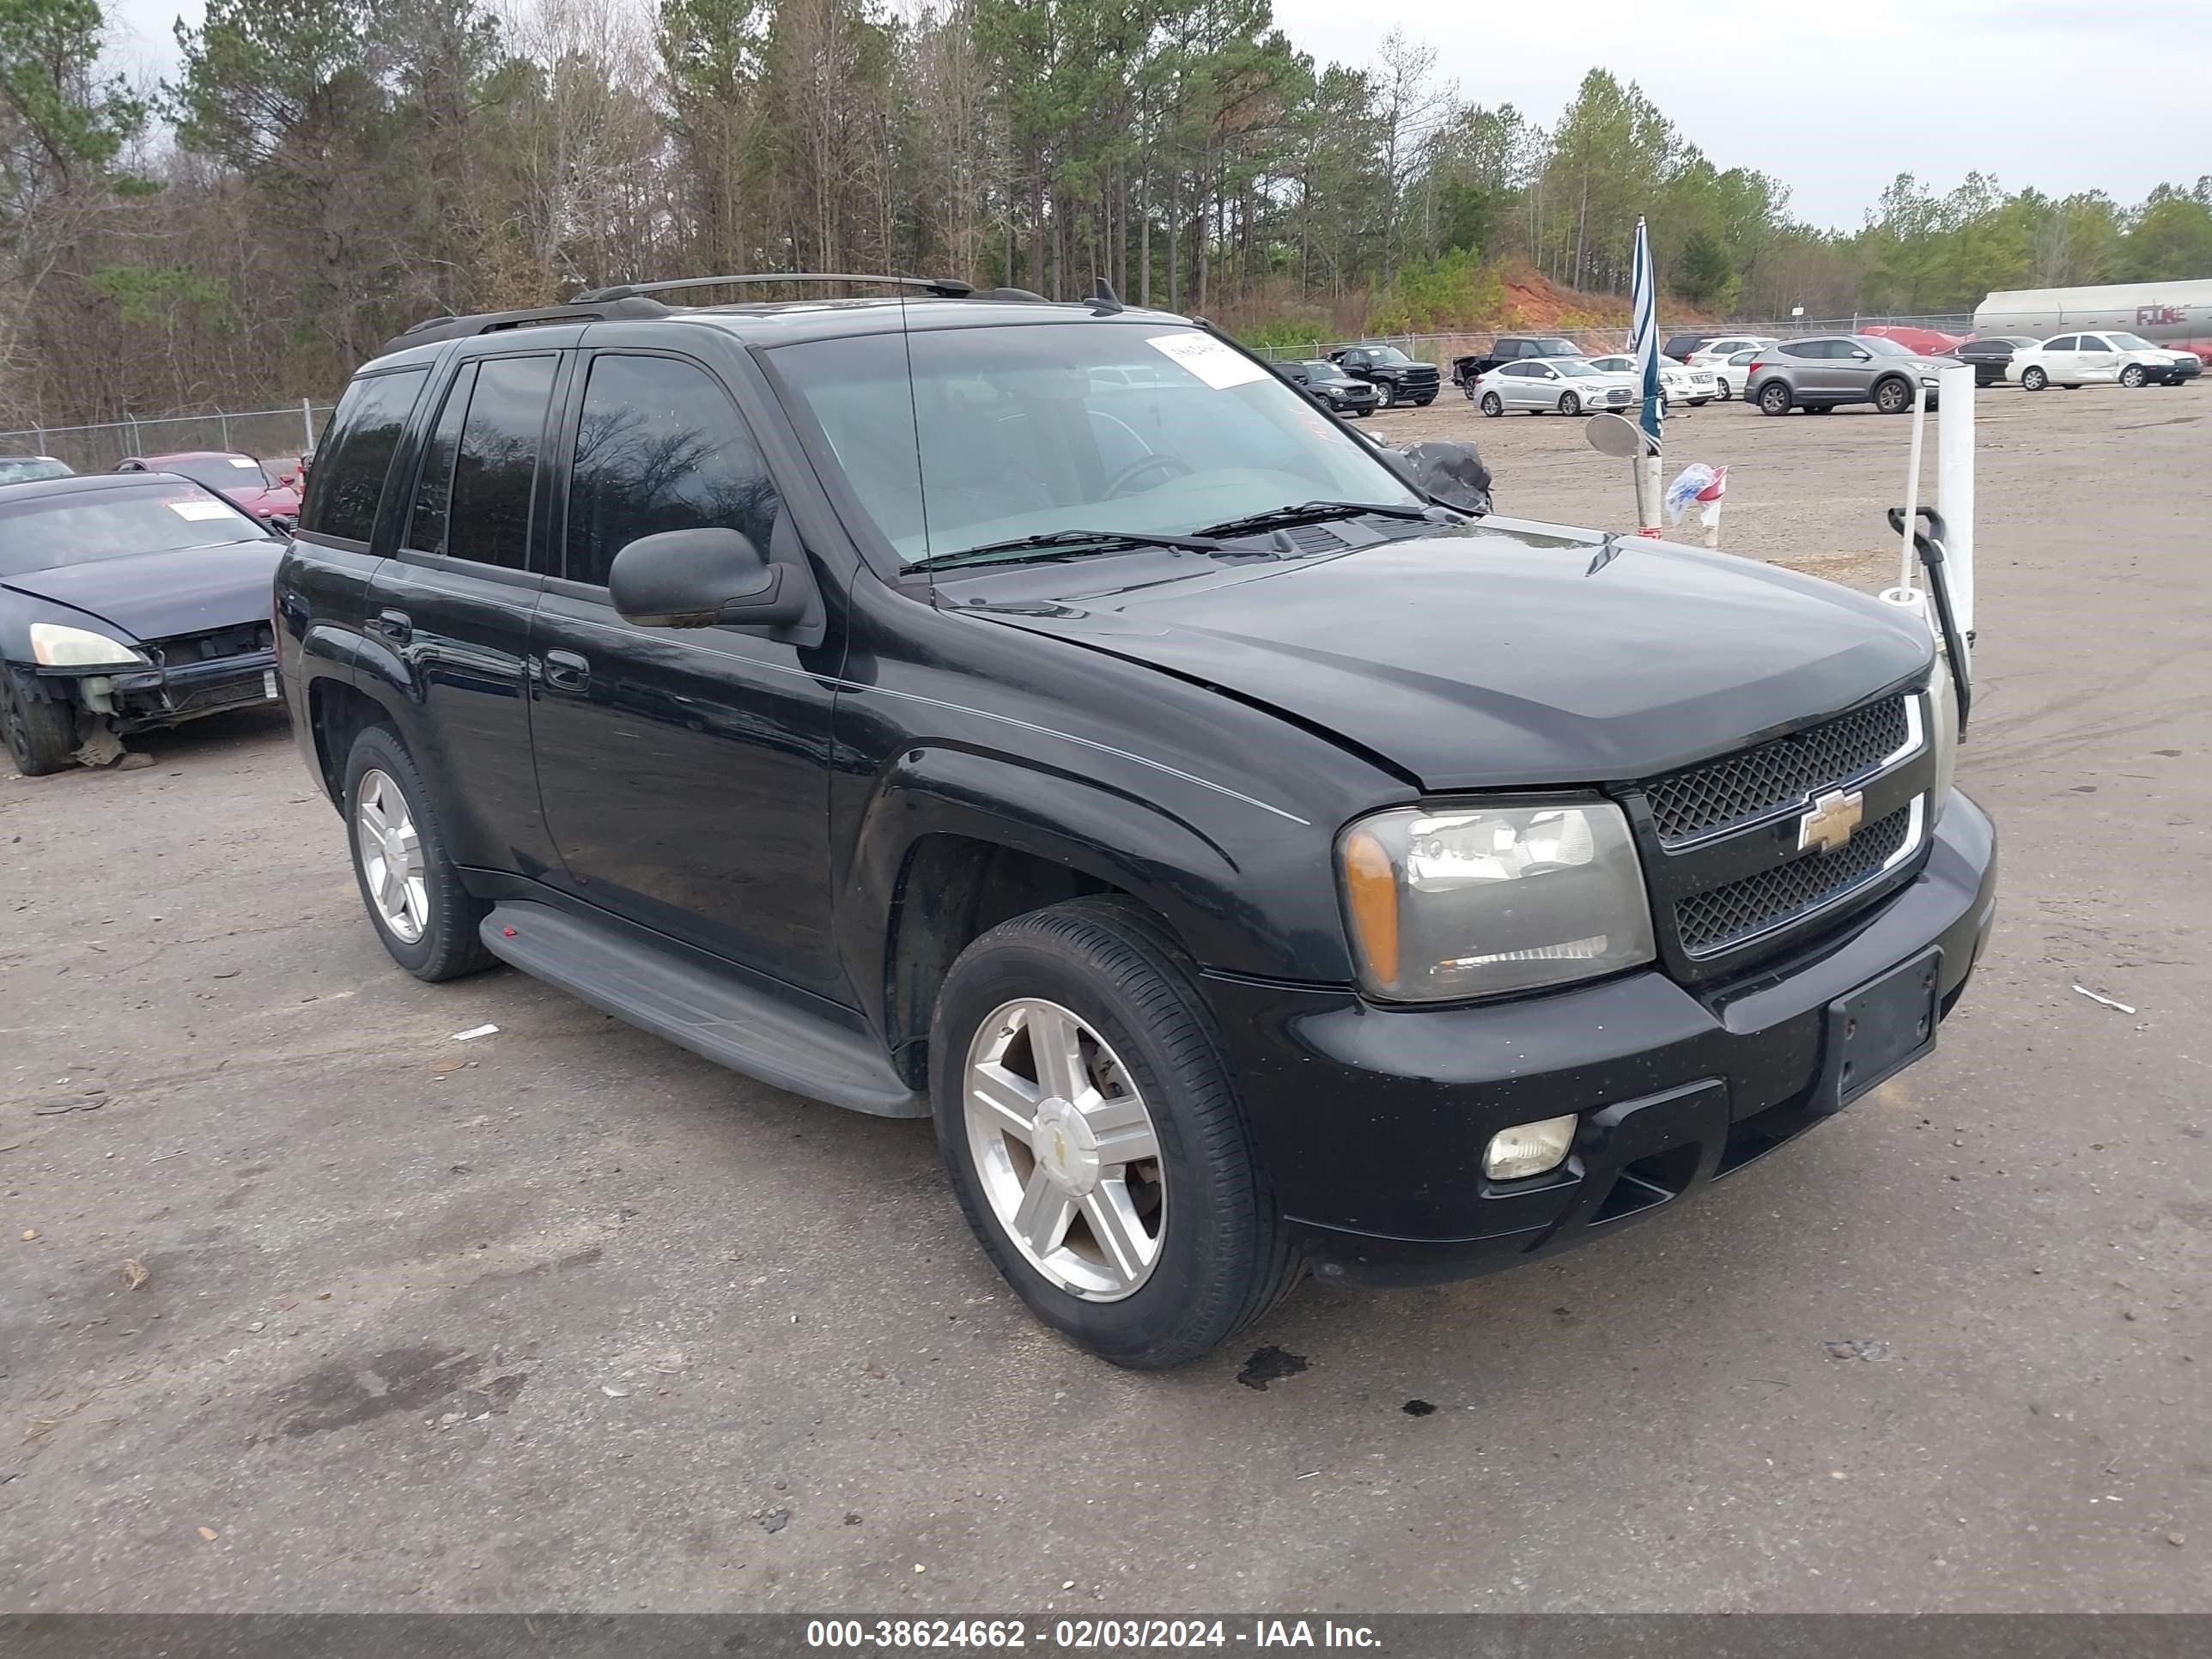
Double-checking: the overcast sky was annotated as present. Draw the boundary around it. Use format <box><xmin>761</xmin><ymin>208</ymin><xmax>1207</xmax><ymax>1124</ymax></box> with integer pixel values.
<box><xmin>102</xmin><ymin>0</ymin><xmax>2212</xmax><ymax>232</ymax></box>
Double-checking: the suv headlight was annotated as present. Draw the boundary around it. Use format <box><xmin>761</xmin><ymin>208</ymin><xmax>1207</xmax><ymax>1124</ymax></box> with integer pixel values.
<box><xmin>29</xmin><ymin>622</ymin><xmax>147</xmax><ymax>668</ymax></box>
<box><xmin>1338</xmin><ymin>800</ymin><xmax>1656</xmax><ymax>1001</ymax></box>
<box><xmin>1928</xmin><ymin>655</ymin><xmax>1960</xmax><ymax>822</ymax></box>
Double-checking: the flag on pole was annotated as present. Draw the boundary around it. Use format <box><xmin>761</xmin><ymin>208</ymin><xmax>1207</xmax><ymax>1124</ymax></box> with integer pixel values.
<box><xmin>1628</xmin><ymin>216</ymin><xmax>1663</xmax><ymax>530</ymax></box>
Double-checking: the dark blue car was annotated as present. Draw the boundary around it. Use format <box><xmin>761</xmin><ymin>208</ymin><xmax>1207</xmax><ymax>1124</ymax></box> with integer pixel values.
<box><xmin>0</xmin><ymin>472</ymin><xmax>286</xmax><ymax>775</ymax></box>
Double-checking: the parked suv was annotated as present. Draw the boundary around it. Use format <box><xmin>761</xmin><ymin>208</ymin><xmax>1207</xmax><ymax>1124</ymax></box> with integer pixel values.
<box><xmin>1272</xmin><ymin>358</ymin><xmax>1381</xmax><ymax>416</ymax></box>
<box><xmin>277</xmin><ymin>276</ymin><xmax>1996</xmax><ymax>1368</ymax></box>
<box><xmin>1746</xmin><ymin>334</ymin><xmax>1951</xmax><ymax>415</ymax></box>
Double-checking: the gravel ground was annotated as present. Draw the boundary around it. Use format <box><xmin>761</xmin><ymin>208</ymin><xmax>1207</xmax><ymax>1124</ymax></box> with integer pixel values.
<box><xmin>3</xmin><ymin>382</ymin><xmax>2208</xmax><ymax>1613</ymax></box>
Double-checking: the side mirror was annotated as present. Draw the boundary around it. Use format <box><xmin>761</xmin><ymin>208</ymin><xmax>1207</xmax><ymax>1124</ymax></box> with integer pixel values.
<box><xmin>608</xmin><ymin>528</ymin><xmax>805</xmax><ymax>630</ymax></box>
<box><xmin>1850</xmin><ymin>349</ymin><xmax>1872</xmax><ymax>361</ymax></box>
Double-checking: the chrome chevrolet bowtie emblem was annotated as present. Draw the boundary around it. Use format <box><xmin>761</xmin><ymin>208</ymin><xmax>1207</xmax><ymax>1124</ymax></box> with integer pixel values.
<box><xmin>1798</xmin><ymin>787</ymin><xmax>1865</xmax><ymax>854</ymax></box>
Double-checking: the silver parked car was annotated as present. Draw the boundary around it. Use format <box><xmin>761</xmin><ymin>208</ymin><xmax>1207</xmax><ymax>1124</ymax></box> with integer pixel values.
<box><xmin>1472</xmin><ymin>357</ymin><xmax>1635</xmax><ymax>416</ymax></box>
<box><xmin>1745</xmin><ymin>334</ymin><xmax>1948</xmax><ymax>416</ymax></box>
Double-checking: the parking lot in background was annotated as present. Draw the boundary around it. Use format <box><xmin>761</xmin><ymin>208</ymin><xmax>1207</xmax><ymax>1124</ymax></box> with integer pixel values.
<box><xmin>3</xmin><ymin>383</ymin><xmax>2206</xmax><ymax>1613</ymax></box>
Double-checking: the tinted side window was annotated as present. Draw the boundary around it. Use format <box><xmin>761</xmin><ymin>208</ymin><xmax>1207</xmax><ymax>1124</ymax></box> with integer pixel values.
<box><xmin>2080</xmin><ymin>335</ymin><xmax>2112</xmax><ymax>350</ymax></box>
<box><xmin>405</xmin><ymin>362</ymin><xmax>477</xmax><ymax>556</ymax></box>
<box><xmin>447</xmin><ymin>356</ymin><xmax>556</xmax><ymax>571</ymax></box>
<box><xmin>301</xmin><ymin>369</ymin><xmax>427</xmax><ymax>543</ymax></box>
<box><xmin>2045</xmin><ymin>336</ymin><xmax>2078</xmax><ymax>352</ymax></box>
<box><xmin>565</xmin><ymin>354</ymin><xmax>781</xmax><ymax>589</ymax></box>
<box><xmin>1779</xmin><ymin>342</ymin><xmax>1821</xmax><ymax>359</ymax></box>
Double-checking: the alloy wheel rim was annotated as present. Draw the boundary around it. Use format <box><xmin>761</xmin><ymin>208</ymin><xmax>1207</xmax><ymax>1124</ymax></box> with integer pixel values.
<box><xmin>355</xmin><ymin>769</ymin><xmax>429</xmax><ymax>944</ymax></box>
<box><xmin>963</xmin><ymin>998</ymin><xmax>1165</xmax><ymax>1302</ymax></box>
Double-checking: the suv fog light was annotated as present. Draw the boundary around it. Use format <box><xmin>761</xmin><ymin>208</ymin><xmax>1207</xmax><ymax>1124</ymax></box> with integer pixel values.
<box><xmin>1483</xmin><ymin>1114</ymin><xmax>1579</xmax><ymax>1181</ymax></box>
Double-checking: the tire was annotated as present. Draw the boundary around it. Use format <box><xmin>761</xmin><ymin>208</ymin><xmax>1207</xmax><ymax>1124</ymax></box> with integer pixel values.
<box><xmin>1715</xmin><ymin>378</ymin><xmax>1734</xmax><ymax>401</ymax></box>
<box><xmin>1413</xmin><ymin>396</ymin><xmax>1435</xmax><ymax>407</ymax></box>
<box><xmin>1479</xmin><ymin>392</ymin><xmax>1504</xmax><ymax>417</ymax></box>
<box><xmin>342</xmin><ymin>724</ymin><xmax>498</xmax><ymax>982</ymax></box>
<box><xmin>1758</xmin><ymin>380</ymin><xmax>1792</xmax><ymax>416</ymax></box>
<box><xmin>930</xmin><ymin>897</ymin><xmax>1298</xmax><ymax>1369</ymax></box>
<box><xmin>2120</xmin><ymin>364</ymin><xmax>2147</xmax><ymax>388</ymax></box>
<box><xmin>1690</xmin><ymin>397</ymin><xmax>1712</xmax><ymax>407</ymax></box>
<box><xmin>1557</xmin><ymin>391</ymin><xmax>1582</xmax><ymax>416</ymax></box>
<box><xmin>1</xmin><ymin>672</ymin><xmax>76</xmax><ymax>777</ymax></box>
<box><xmin>1370</xmin><ymin>381</ymin><xmax>1394</xmax><ymax>409</ymax></box>
<box><xmin>2021</xmin><ymin>366</ymin><xmax>2048</xmax><ymax>391</ymax></box>
<box><xmin>1874</xmin><ymin>376</ymin><xmax>1913</xmax><ymax>415</ymax></box>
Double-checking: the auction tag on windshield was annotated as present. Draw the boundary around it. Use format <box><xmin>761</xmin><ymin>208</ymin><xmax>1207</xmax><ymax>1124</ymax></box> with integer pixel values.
<box><xmin>1146</xmin><ymin>332</ymin><xmax>1267</xmax><ymax>390</ymax></box>
<box><xmin>168</xmin><ymin>499</ymin><xmax>233</xmax><ymax>520</ymax></box>
<box><xmin>228</xmin><ymin>457</ymin><xmax>261</xmax><ymax>469</ymax></box>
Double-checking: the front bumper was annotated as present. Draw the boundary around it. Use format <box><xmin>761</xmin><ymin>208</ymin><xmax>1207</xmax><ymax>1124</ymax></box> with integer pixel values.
<box><xmin>1202</xmin><ymin>792</ymin><xmax>1997</xmax><ymax>1287</ymax></box>
<box><xmin>89</xmin><ymin>649</ymin><xmax>282</xmax><ymax>731</ymax></box>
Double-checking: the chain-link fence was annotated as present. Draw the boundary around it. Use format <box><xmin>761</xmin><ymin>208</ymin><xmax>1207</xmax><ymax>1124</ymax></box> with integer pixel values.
<box><xmin>1</xmin><ymin>403</ymin><xmax>335</xmax><ymax>477</ymax></box>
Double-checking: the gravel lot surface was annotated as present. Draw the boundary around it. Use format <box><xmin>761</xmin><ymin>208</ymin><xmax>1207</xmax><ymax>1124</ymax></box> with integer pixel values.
<box><xmin>3</xmin><ymin>382</ymin><xmax>2207</xmax><ymax>1613</ymax></box>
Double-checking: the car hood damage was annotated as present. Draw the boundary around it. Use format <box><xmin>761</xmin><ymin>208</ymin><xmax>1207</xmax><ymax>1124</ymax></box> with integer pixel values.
<box><xmin>974</xmin><ymin>519</ymin><xmax>1934</xmax><ymax>791</ymax></box>
<box><xmin>2</xmin><ymin>541</ymin><xmax>284</xmax><ymax>644</ymax></box>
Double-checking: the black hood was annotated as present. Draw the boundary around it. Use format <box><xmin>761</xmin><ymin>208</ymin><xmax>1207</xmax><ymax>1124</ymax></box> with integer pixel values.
<box><xmin>971</xmin><ymin>519</ymin><xmax>1934</xmax><ymax>790</ymax></box>
<box><xmin>3</xmin><ymin>540</ymin><xmax>283</xmax><ymax>643</ymax></box>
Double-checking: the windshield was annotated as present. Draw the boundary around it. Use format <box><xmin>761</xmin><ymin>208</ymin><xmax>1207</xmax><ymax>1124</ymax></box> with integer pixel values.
<box><xmin>1302</xmin><ymin>361</ymin><xmax>1350</xmax><ymax>382</ymax></box>
<box><xmin>773</xmin><ymin>323</ymin><xmax>1423</xmax><ymax>563</ymax></box>
<box><xmin>1530</xmin><ymin>339</ymin><xmax>1580</xmax><ymax>357</ymax></box>
<box><xmin>2106</xmin><ymin>332</ymin><xmax>2159</xmax><ymax>350</ymax></box>
<box><xmin>1858</xmin><ymin>336</ymin><xmax>1915</xmax><ymax>357</ymax></box>
<box><xmin>1359</xmin><ymin>346</ymin><xmax>1413</xmax><ymax>365</ymax></box>
<box><xmin>0</xmin><ymin>458</ymin><xmax>72</xmax><ymax>485</ymax></box>
<box><xmin>0</xmin><ymin>484</ymin><xmax>273</xmax><ymax>575</ymax></box>
<box><xmin>150</xmin><ymin>454</ymin><xmax>276</xmax><ymax>492</ymax></box>
<box><xmin>1554</xmin><ymin>360</ymin><xmax>1601</xmax><ymax>378</ymax></box>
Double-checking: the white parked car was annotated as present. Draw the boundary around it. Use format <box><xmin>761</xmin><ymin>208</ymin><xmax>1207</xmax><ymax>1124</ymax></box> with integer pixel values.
<box><xmin>1685</xmin><ymin>335</ymin><xmax>1776</xmax><ymax>370</ymax></box>
<box><xmin>1583</xmin><ymin>354</ymin><xmax>1716</xmax><ymax>406</ymax></box>
<box><xmin>1708</xmin><ymin>349</ymin><xmax>1760</xmax><ymax>401</ymax></box>
<box><xmin>2009</xmin><ymin>331</ymin><xmax>2202</xmax><ymax>390</ymax></box>
<box><xmin>1472</xmin><ymin>357</ymin><xmax>1637</xmax><ymax>416</ymax></box>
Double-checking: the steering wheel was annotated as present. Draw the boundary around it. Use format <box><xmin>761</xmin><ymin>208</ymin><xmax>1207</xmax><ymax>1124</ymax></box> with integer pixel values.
<box><xmin>1103</xmin><ymin>451</ymin><xmax>1194</xmax><ymax>497</ymax></box>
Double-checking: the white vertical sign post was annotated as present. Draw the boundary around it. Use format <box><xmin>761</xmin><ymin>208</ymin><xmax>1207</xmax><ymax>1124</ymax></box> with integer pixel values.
<box><xmin>1936</xmin><ymin>361</ymin><xmax>1976</xmax><ymax>637</ymax></box>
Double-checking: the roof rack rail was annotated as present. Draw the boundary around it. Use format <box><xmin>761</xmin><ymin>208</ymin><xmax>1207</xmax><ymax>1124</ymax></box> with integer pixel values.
<box><xmin>380</xmin><ymin>295</ymin><xmax>672</xmax><ymax>356</ymax></box>
<box><xmin>570</xmin><ymin>272</ymin><xmax>975</xmax><ymax>303</ymax></box>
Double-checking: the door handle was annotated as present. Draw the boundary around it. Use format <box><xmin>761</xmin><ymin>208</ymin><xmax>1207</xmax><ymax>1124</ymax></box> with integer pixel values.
<box><xmin>368</xmin><ymin>608</ymin><xmax>412</xmax><ymax>644</ymax></box>
<box><xmin>542</xmin><ymin>650</ymin><xmax>591</xmax><ymax>693</ymax></box>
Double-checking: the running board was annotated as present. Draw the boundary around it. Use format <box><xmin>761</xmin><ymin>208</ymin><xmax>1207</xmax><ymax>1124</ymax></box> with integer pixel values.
<box><xmin>480</xmin><ymin>901</ymin><xmax>927</xmax><ymax>1118</ymax></box>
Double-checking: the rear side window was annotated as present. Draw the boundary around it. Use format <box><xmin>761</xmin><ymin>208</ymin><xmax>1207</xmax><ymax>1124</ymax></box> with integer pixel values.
<box><xmin>447</xmin><ymin>356</ymin><xmax>557</xmax><ymax>571</ymax></box>
<box><xmin>1779</xmin><ymin>341</ymin><xmax>1823</xmax><ymax>359</ymax></box>
<box><xmin>564</xmin><ymin>354</ymin><xmax>781</xmax><ymax>589</ymax></box>
<box><xmin>301</xmin><ymin>369</ymin><xmax>427</xmax><ymax>543</ymax></box>
<box><xmin>2044</xmin><ymin>336</ymin><xmax>2078</xmax><ymax>352</ymax></box>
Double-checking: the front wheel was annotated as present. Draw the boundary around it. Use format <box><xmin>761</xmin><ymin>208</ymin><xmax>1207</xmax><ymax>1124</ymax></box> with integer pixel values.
<box><xmin>1557</xmin><ymin>391</ymin><xmax>1582</xmax><ymax>416</ymax></box>
<box><xmin>343</xmin><ymin>725</ymin><xmax>498</xmax><ymax>981</ymax></box>
<box><xmin>1875</xmin><ymin>376</ymin><xmax>1914</xmax><ymax>414</ymax></box>
<box><xmin>932</xmin><ymin>898</ymin><xmax>1297</xmax><ymax>1368</ymax></box>
<box><xmin>1758</xmin><ymin>380</ymin><xmax>1792</xmax><ymax>416</ymax></box>
<box><xmin>1715</xmin><ymin>378</ymin><xmax>1734</xmax><ymax>401</ymax></box>
<box><xmin>2021</xmin><ymin>367</ymin><xmax>2048</xmax><ymax>391</ymax></box>
<box><xmin>1</xmin><ymin>673</ymin><xmax>76</xmax><ymax>776</ymax></box>
<box><xmin>1480</xmin><ymin>391</ymin><xmax>1504</xmax><ymax>417</ymax></box>
<box><xmin>2120</xmin><ymin>364</ymin><xmax>2147</xmax><ymax>388</ymax></box>
<box><xmin>1370</xmin><ymin>381</ymin><xmax>1394</xmax><ymax>409</ymax></box>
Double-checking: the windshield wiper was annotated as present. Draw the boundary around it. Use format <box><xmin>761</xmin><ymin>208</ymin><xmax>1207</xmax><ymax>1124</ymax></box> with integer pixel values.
<box><xmin>907</xmin><ymin>529</ymin><xmax>1225</xmax><ymax>572</ymax></box>
<box><xmin>1197</xmin><ymin>500</ymin><xmax>1439</xmax><ymax>540</ymax></box>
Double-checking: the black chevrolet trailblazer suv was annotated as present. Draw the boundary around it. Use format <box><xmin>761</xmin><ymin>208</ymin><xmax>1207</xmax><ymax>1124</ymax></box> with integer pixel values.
<box><xmin>276</xmin><ymin>274</ymin><xmax>1997</xmax><ymax>1368</ymax></box>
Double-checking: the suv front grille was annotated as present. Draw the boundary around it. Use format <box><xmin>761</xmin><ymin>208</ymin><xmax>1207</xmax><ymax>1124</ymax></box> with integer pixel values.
<box><xmin>1675</xmin><ymin>801</ymin><xmax>1916</xmax><ymax>957</ymax></box>
<box><xmin>1646</xmin><ymin>696</ymin><xmax>1912</xmax><ymax>847</ymax></box>
<box><xmin>145</xmin><ymin>623</ymin><xmax>274</xmax><ymax>666</ymax></box>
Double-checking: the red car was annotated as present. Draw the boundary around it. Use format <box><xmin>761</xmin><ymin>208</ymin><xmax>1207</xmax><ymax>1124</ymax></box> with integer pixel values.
<box><xmin>1859</xmin><ymin>325</ymin><xmax>1966</xmax><ymax>357</ymax></box>
<box><xmin>117</xmin><ymin>451</ymin><xmax>303</xmax><ymax>521</ymax></box>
